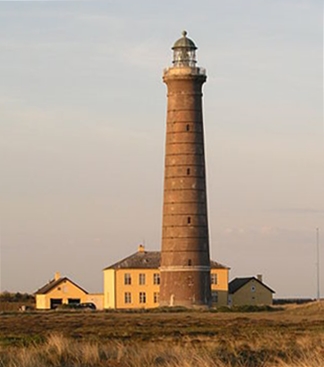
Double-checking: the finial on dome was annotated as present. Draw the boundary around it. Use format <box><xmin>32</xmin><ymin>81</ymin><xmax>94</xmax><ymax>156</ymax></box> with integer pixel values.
<box><xmin>182</xmin><ymin>30</ymin><xmax>187</xmax><ymax>37</ymax></box>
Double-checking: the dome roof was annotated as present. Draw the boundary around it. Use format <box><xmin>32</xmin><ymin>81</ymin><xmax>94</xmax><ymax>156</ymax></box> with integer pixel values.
<box><xmin>172</xmin><ymin>30</ymin><xmax>197</xmax><ymax>50</ymax></box>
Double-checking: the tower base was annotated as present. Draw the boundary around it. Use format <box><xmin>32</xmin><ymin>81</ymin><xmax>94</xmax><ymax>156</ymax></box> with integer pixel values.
<box><xmin>159</xmin><ymin>268</ymin><xmax>211</xmax><ymax>308</ymax></box>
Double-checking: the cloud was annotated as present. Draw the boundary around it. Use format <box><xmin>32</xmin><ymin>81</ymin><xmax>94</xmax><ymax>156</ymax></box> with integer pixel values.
<box><xmin>222</xmin><ymin>226</ymin><xmax>279</xmax><ymax>237</ymax></box>
<box><xmin>268</xmin><ymin>208</ymin><xmax>324</xmax><ymax>215</ymax></box>
<box><xmin>219</xmin><ymin>225</ymin><xmax>317</xmax><ymax>247</ymax></box>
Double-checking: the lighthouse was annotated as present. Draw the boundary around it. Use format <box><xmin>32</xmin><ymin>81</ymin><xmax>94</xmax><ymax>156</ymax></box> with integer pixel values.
<box><xmin>160</xmin><ymin>31</ymin><xmax>211</xmax><ymax>307</ymax></box>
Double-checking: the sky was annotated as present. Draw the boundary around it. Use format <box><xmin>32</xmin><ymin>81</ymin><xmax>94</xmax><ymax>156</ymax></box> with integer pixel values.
<box><xmin>0</xmin><ymin>0</ymin><xmax>323</xmax><ymax>299</ymax></box>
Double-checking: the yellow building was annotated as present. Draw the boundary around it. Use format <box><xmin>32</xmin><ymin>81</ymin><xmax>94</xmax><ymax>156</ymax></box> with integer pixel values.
<box><xmin>35</xmin><ymin>272</ymin><xmax>103</xmax><ymax>310</ymax></box>
<box><xmin>228</xmin><ymin>276</ymin><xmax>274</xmax><ymax>306</ymax></box>
<box><xmin>210</xmin><ymin>260</ymin><xmax>229</xmax><ymax>307</ymax></box>
<box><xmin>103</xmin><ymin>245</ymin><xmax>229</xmax><ymax>309</ymax></box>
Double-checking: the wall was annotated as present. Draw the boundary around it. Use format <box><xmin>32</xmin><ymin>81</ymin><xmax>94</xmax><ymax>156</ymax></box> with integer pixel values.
<box><xmin>103</xmin><ymin>269</ymin><xmax>116</xmax><ymax>309</ymax></box>
<box><xmin>86</xmin><ymin>294</ymin><xmax>104</xmax><ymax>310</ymax></box>
<box><xmin>35</xmin><ymin>294</ymin><xmax>47</xmax><ymax>310</ymax></box>
<box><xmin>103</xmin><ymin>267</ymin><xmax>229</xmax><ymax>309</ymax></box>
<box><xmin>115</xmin><ymin>269</ymin><xmax>160</xmax><ymax>309</ymax></box>
<box><xmin>211</xmin><ymin>268</ymin><xmax>229</xmax><ymax>307</ymax></box>
<box><xmin>232</xmin><ymin>279</ymin><xmax>273</xmax><ymax>306</ymax></box>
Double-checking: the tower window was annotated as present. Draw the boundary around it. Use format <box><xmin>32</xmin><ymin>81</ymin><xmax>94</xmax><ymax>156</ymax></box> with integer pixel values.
<box><xmin>187</xmin><ymin>217</ymin><xmax>191</xmax><ymax>224</ymax></box>
<box><xmin>186</xmin><ymin>124</ymin><xmax>190</xmax><ymax>131</ymax></box>
<box><xmin>187</xmin><ymin>168</ymin><xmax>190</xmax><ymax>175</ymax></box>
<box><xmin>188</xmin><ymin>259</ymin><xmax>192</xmax><ymax>266</ymax></box>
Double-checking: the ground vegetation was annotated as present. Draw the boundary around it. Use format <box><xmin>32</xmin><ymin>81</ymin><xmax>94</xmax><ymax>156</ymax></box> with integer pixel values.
<box><xmin>0</xmin><ymin>302</ymin><xmax>323</xmax><ymax>366</ymax></box>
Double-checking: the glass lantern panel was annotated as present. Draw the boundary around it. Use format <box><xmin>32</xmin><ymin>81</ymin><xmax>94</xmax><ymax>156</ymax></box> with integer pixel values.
<box><xmin>173</xmin><ymin>49</ymin><xmax>196</xmax><ymax>67</ymax></box>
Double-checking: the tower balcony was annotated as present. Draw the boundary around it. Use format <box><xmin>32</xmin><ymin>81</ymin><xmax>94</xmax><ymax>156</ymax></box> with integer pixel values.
<box><xmin>163</xmin><ymin>66</ymin><xmax>206</xmax><ymax>77</ymax></box>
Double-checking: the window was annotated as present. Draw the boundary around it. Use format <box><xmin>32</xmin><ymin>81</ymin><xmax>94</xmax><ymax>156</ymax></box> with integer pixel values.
<box><xmin>139</xmin><ymin>273</ymin><xmax>146</xmax><ymax>285</ymax></box>
<box><xmin>187</xmin><ymin>168</ymin><xmax>190</xmax><ymax>175</ymax></box>
<box><xmin>153</xmin><ymin>273</ymin><xmax>160</xmax><ymax>285</ymax></box>
<box><xmin>124</xmin><ymin>273</ymin><xmax>131</xmax><ymax>285</ymax></box>
<box><xmin>139</xmin><ymin>292</ymin><xmax>146</xmax><ymax>304</ymax></box>
<box><xmin>187</xmin><ymin>216</ymin><xmax>191</xmax><ymax>224</ymax></box>
<box><xmin>186</xmin><ymin>124</ymin><xmax>190</xmax><ymax>131</ymax></box>
<box><xmin>124</xmin><ymin>292</ymin><xmax>132</xmax><ymax>304</ymax></box>
<box><xmin>211</xmin><ymin>291</ymin><xmax>218</xmax><ymax>303</ymax></box>
<box><xmin>251</xmin><ymin>286</ymin><xmax>256</xmax><ymax>293</ymax></box>
<box><xmin>188</xmin><ymin>259</ymin><xmax>192</xmax><ymax>266</ymax></box>
<box><xmin>211</xmin><ymin>273</ymin><xmax>218</xmax><ymax>285</ymax></box>
<box><xmin>154</xmin><ymin>292</ymin><xmax>159</xmax><ymax>304</ymax></box>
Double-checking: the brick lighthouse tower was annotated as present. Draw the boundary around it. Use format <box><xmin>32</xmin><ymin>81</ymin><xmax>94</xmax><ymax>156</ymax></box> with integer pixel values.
<box><xmin>160</xmin><ymin>31</ymin><xmax>211</xmax><ymax>307</ymax></box>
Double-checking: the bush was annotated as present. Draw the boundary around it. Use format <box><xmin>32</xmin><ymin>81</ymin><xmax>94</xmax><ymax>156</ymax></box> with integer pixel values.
<box><xmin>0</xmin><ymin>292</ymin><xmax>35</xmax><ymax>303</ymax></box>
<box><xmin>232</xmin><ymin>305</ymin><xmax>281</xmax><ymax>313</ymax></box>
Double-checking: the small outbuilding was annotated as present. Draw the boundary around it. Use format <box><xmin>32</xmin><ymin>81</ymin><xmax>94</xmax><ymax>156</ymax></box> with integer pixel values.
<box><xmin>35</xmin><ymin>272</ymin><xmax>95</xmax><ymax>310</ymax></box>
<box><xmin>228</xmin><ymin>275</ymin><xmax>275</xmax><ymax>306</ymax></box>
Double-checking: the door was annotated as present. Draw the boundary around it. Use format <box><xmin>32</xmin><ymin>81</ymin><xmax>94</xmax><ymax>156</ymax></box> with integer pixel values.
<box><xmin>50</xmin><ymin>298</ymin><xmax>62</xmax><ymax>309</ymax></box>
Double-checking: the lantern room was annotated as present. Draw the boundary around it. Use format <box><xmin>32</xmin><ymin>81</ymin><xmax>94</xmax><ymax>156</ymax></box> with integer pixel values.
<box><xmin>172</xmin><ymin>31</ymin><xmax>197</xmax><ymax>67</ymax></box>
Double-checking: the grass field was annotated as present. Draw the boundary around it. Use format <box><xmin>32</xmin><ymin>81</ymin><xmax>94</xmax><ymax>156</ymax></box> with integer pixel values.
<box><xmin>0</xmin><ymin>302</ymin><xmax>323</xmax><ymax>366</ymax></box>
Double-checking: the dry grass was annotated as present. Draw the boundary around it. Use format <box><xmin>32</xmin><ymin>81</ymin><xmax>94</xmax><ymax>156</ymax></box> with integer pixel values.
<box><xmin>0</xmin><ymin>302</ymin><xmax>323</xmax><ymax>366</ymax></box>
<box><xmin>0</xmin><ymin>332</ymin><xmax>323</xmax><ymax>367</ymax></box>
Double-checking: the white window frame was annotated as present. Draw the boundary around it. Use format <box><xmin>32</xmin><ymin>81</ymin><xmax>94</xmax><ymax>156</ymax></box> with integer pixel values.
<box><xmin>153</xmin><ymin>273</ymin><xmax>160</xmax><ymax>285</ymax></box>
<box><xmin>153</xmin><ymin>292</ymin><xmax>159</xmax><ymax>304</ymax></box>
<box><xmin>139</xmin><ymin>273</ymin><xmax>146</xmax><ymax>285</ymax></box>
<box><xmin>124</xmin><ymin>292</ymin><xmax>132</xmax><ymax>304</ymax></box>
<box><xmin>211</xmin><ymin>273</ymin><xmax>218</xmax><ymax>285</ymax></box>
<box><xmin>124</xmin><ymin>273</ymin><xmax>132</xmax><ymax>285</ymax></box>
<box><xmin>211</xmin><ymin>290</ymin><xmax>218</xmax><ymax>303</ymax></box>
<box><xmin>139</xmin><ymin>292</ymin><xmax>146</xmax><ymax>304</ymax></box>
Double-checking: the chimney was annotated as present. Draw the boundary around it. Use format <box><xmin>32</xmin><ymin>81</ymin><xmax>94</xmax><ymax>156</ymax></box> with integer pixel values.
<box><xmin>257</xmin><ymin>274</ymin><xmax>263</xmax><ymax>283</ymax></box>
<box><xmin>54</xmin><ymin>272</ymin><xmax>61</xmax><ymax>281</ymax></box>
<box><xmin>138</xmin><ymin>244</ymin><xmax>145</xmax><ymax>253</ymax></box>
